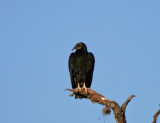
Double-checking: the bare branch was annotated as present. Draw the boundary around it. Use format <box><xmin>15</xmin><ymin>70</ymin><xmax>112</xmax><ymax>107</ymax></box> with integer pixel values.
<box><xmin>153</xmin><ymin>104</ymin><xmax>160</xmax><ymax>123</ymax></box>
<box><xmin>121</xmin><ymin>95</ymin><xmax>136</xmax><ymax>112</ymax></box>
<box><xmin>66</xmin><ymin>88</ymin><xmax>135</xmax><ymax>123</ymax></box>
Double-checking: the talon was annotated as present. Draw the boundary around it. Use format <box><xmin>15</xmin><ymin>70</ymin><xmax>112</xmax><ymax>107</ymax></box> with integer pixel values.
<box><xmin>77</xmin><ymin>83</ymin><xmax>80</xmax><ymax>89</ymax></box>
<box><xmin>69</xmin><ymin>92</ymin><xmax>75</xmax><ymax>96</ymax></box>
<box><xmin>83</xmin><ymin>82</ymin><xmax>88</xmax><ymax>94</ymax></box>
<box><xmin>77</xmin><ymin>83</ymin><xmax>81</xmax><ymax>93</ymax></box>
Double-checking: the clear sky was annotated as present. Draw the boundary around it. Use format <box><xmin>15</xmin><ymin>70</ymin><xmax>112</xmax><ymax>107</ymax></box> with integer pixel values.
<box><xmin>0</xmin><ymin>0</ymin><xmax>160</xmax><ymax>123</ymax></box>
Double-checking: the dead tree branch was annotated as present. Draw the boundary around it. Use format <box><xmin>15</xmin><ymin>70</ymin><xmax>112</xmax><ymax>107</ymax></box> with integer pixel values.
<box><xmin>66</xmin><ymin>88</ymin><xmax>135</xmax><ymax>123</ymax></box>
<box><xmin>121</xmin><ymin>95</ymin><xmax>135</xmax><ymax>113</ymax></box>
<box><xmin>153</xmin><ymin>104</ymin><xmax>160</xmax><ymax>123</ymax></box>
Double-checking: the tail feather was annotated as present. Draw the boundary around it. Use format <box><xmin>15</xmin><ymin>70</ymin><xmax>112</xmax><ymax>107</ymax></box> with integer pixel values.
<box><xmin>75</xmin><ymin>94</ymin><xmax>87</xmax><ymax>99</ymax></box>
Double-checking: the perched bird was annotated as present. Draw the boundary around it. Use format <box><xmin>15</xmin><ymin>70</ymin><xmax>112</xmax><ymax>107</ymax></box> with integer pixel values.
<box><xmin>68</xmin><ymin>42</ymin><xmax>95</xmax><ymax>99</ymax></box>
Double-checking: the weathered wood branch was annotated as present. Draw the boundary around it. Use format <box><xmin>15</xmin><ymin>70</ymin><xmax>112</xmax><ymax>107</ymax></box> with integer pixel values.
<box><xmin>121</xmin><ymin>95</ymin><xmax>135</xmax><ymax>113</ymax></box>
<box><xmin>153</xmin><ymin>104</ymin><xmax>160</xmax><ymax>123</ymax></box>
<box><xmin>66</xmin><ymin>88</ymin><xmax>135</xmax><ymax>123</ymax></box>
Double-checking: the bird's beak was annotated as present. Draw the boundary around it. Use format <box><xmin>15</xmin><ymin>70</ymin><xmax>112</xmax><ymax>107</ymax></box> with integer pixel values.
<box><xmin>72</xmin><ymin>47</ymin><xmax>75</xmax><ymax>51</ymax></box>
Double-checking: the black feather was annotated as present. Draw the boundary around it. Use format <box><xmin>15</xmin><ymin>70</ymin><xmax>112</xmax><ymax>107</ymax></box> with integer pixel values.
<box><xmin>68</xmin><ymin>42</ymin><xmax>95</xmax><ymax>99</ymax></box>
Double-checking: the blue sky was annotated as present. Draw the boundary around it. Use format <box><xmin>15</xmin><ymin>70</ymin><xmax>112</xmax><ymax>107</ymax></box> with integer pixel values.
<box><xmin>0</xmin><ymin>0</ymin><xmax>160</xmax><ymax>123</ymax></box>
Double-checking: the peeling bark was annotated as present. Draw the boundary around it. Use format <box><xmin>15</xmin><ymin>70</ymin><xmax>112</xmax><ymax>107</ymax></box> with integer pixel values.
<box><xmin>66</xmin><ymin>88</ymin><xmax>135</xmax><ymax>123</ymax></box>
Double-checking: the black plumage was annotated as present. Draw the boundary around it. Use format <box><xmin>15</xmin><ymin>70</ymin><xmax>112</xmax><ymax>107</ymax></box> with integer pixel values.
<box><xmin>68</xmin><ymin>42</ymin><xmax>95</xmax><ymax>98</ymax></box>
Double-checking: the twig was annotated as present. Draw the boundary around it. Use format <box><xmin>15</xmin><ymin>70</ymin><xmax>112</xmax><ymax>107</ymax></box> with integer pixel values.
<box><xmin>153</xmin><ymin>104</ymin><xmax>160</xmax><ymax>123</ymax></box>
<box><xmin>121</xmin><ymin>95</ymin><xmax>136</xmax><ymax>112</ymax></box>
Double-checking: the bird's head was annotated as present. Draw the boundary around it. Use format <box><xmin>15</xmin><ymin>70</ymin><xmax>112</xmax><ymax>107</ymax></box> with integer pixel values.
<box><xmin>72</xmin><ymin>42</ymin><xmax>87</xmax><ymax>51</ymax></box>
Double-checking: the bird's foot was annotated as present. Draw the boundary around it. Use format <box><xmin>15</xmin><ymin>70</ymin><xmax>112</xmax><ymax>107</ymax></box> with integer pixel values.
<box><xmin>77</xmin><ymin>83</ymin><xmax>81</xmax><ymax>94</ymax></box>
<box><xmin>82</xmin><ymin>83</ymin><xmax>89</xmax><ymax>95</ymax></box>
<box><xmin>69</xmin><ymin>92</ymin><xmax>75</xmax><ymax>96</ymax></box>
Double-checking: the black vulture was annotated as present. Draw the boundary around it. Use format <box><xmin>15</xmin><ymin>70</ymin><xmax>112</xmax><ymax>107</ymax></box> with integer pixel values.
<box><xmin>68</xmin><ymin>42</ymin><xmax>95</xmax><ymax>99</ymax></box>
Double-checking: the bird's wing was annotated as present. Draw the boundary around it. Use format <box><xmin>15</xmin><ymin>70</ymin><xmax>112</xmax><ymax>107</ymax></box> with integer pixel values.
<box><xmin>86</xmin><ymin>52</ymin><xmax>95</xmax><ymax>88</ymax></box>
<box><xmin>68</xmin><ymin>53</ymin><xmax>77</xmax><ymax>88</ymax></box>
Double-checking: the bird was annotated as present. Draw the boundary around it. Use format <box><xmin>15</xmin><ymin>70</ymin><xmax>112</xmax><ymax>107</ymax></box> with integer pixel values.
<box><xmin>68</xmin><ymin>42</ymin><xmax>95</xmax><ymax>99</ymax></box>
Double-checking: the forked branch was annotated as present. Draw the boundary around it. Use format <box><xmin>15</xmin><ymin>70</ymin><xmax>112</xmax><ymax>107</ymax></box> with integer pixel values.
<box><xmin>66</xmin><ymin>88</ymin><xmax>135</xmax><ymax>123</ymax></box>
